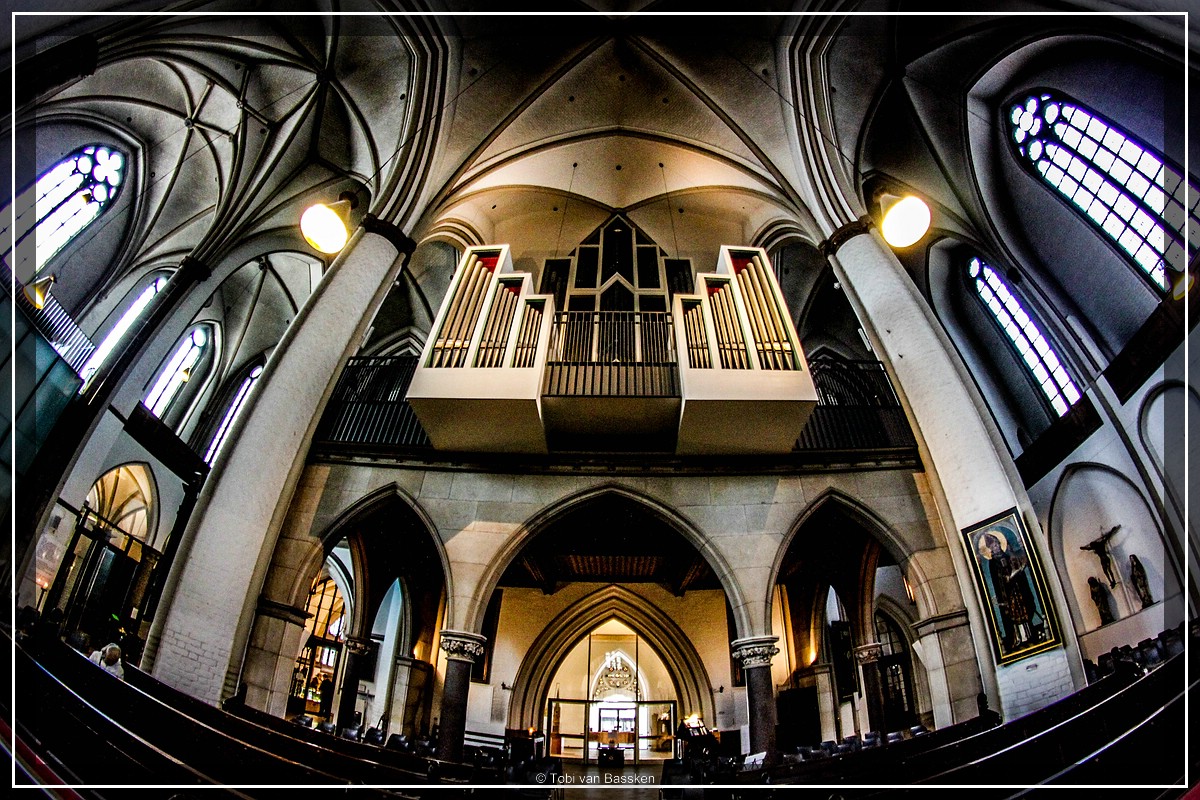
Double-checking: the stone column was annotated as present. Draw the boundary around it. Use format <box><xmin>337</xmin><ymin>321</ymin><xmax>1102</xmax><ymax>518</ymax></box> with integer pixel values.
<box><xmin>854</xmin><ymin>642</ymin><xmax>886</xmax><ymax>738</ymax></box>
<box><xmin>437</xmin><ymin>630</ymin><xmax>486</xmax><ymax>762</ymax></box>
<box><xmin>242</xmin><ymin>598</ymin><xmax>310</xmax><ymax>717</ymax></box>
<box><xmin>145</xmin><ymin>220</ymin><xmax>415</xmax><ymax>702</ymax></box>
<box><xmin>731</xmin><ymin>635</ymin><xmax>780</xmax><ymax>757</ymax></box>
<box><xmin>825</xmin><ymin>224</ymin><xmax>1078</xmax><ymax>711</ymax></box>
<box><xmin>336</xmin><ymin>636</ymin><xmax>375</xmax><ymax>731</ymax></box>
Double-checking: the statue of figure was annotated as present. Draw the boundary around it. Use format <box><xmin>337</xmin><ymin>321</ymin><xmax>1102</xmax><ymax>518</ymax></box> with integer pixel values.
<box><xmin>1128</xmin><ymin>554</ymin><xmax>1153</xmax><ymax>608</ymax></box>
<box><xmin>1088</xmin><ymin>576</ymin><xmax>1114</xmax><ymax>625</ymax></box>
<box><xmin>1080</xmin><ymin>525</ymin><xmax>1120</xmax><ymax>587</ymax></box>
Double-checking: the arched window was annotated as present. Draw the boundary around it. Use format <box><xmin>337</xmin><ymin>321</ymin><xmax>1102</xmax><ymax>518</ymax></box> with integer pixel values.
<box><xmin>968</xmin><ymin>257</ymin><xmax>1081</xmax><ymax>417</ymax></box>
<box><xmin>1007</xmin><ymin>90</ymin><xmax>1197</xmax><ymax>292</ymax></box>
<box><xmin>204</xmin><ymin>364</ymin><xmax>264</xmax><ymax>465</ymax></box>
<box><xmin>145</xmin><ymin>326</ymin><xmax>209</xmax><ymax>419</ymax></box>
<box><xmin>3</xmin><ymin>144</ymin><xmax>127</xmax><ymax>276</ymax></box>
<box><xmin>80</xmin><ymin>274</ymin><xmax>169</xmax><ymax>388</ymax></box>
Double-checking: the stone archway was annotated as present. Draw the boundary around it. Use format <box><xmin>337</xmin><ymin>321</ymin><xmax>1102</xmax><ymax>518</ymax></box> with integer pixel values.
<box><xmin>466</xmin><ymin>483</ymin><xmax>749</xmax><ymax>636</ymax></box>
<box><xmin>506</xmin><ymin>584</ymin><xmax>715</xmax><ymax>732</ymax></box>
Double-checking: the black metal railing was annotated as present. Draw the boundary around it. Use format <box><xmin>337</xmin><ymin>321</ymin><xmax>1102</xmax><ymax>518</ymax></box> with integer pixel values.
<box><xmin>543</xmin><ymin>311</ymin><xmax>679</xmax><ymax>397</ymax></box>
<box><xmin>798</xmin><ymin>357</ymin><xmax>917</xmax><ymax>451</ymax></box>
<box><xmin>314</xmin><ymin>356</ymin><xmax>430</xmax><ymax>448</ymax></box>
<box><xmin>312</xmin><ymin>352</ymin><xmax>916</xmax><ymax>460</ymax></box>
<box><xmin>3</xmin><ymin>260</ymin><xmax>96</xmax><ymax>376</ymax></box>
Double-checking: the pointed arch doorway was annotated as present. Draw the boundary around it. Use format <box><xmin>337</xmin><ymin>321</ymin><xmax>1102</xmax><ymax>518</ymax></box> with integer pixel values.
<box><xmin>545</xmin><ymin>618</ymin><xmax>678</xmax><ymax>764</ymax></box>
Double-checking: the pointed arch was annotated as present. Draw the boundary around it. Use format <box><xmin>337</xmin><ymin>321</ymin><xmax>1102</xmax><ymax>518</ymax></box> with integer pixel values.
<box><xmin>286</xmin><ymin>482</ymin><xmax>452</xmax><ymax>622</ymax></box>
<box><xmin>466</xmin><ymin>483</ymin><xmax>749</xmax><ymax>636</ymax></box>
<box><xmin>506</xmin><ymin>585</ymin><xmax>715</xmax><ymax>730</ymax></box>
<box><xmin>1046</xmin><ymin>461</ymin><xmax>1172</xmax><ymax>634</ymax></box>
<box><xmin>769</xmin><ymin>489</ymin><xmax>921</xmax><ymax>617</ymax></box>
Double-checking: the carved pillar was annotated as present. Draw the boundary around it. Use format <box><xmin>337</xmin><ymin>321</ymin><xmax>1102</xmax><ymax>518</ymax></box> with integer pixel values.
<box><xmin>854</xmin><ymin>642</ymin><xmax>886</xmax><ymax>739</ymax></box>
<box><xmin>337</xmin><ymin>636</ymin><xmax>375</xmax><ymax>730</ymax></box>
<box><xmin>147</xmin><ymin>222</ymin><xmax>414</xmax><ymax>703</ymax></box>
<box><xmin>731</xmin><ymin>635</ymin><xmax>780</xmax><ymax>757</ymax></box>
<box><xmin>437</xmin><ymin>630</ymin><xmax>486</xmax><ymax>762</ymax></box>
<box><xmin>242</xmin><ymin>598</ymin><xmax>310</xmax><ymax>717</ymax></box>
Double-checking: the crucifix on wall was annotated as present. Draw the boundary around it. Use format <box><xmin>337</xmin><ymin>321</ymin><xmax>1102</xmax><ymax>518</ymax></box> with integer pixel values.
<box><xmin>1080</xmin><ymin>525</ymin><xmax>1120</xmax><ymax>588</ymax></box>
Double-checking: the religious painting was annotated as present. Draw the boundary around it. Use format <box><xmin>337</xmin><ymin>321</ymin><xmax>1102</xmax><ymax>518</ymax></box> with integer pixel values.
<box><xmin>961</xmin><ymin>509</ymin><xmax>1061</xmax><ymax>665</ymax></box>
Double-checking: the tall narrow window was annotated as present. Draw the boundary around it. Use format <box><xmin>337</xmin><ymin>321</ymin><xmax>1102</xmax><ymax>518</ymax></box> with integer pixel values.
<box><xmin>80</xmin><ymin>275</ymin><xmax>169</xmax><ymax>388</ymax></box>
<box><xmin>145</xmin><ymin>327</ymin><xmax>208</xmax><ymax>418</ymax></box>
<box><xmin>1008</xmin><ymin>91</ymin><xmax>1196</xmax><ymax>291</ymax></box>
<box><xmin>204</xmin><ymin>365</ymin><xmax>264</xmax><ymax>464</ymax></box>
<box><xmin>968</xmin><ymin>257</ymin><xmax>1081</xmax><ymax>417</ymax></box>
<box><xmin>3</xmin><ymin>144</ymin><xmax>127</xmax><ymax>276</ymax></box>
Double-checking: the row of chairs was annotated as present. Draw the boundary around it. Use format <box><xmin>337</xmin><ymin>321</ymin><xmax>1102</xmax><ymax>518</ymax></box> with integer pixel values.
<box><xmin>1083</xmin><ymin>623</ymin><xmax>1184</xmax><ymax>683</ymax></box>
<box><xmin>789</xmin><ymin>725</ymin><xmax>928</xmax><ymax>762</ymax></box>
<box><xmin>292</xmin><ymin>715</ymin><xmax>439</xmax><ymax>755</ymax></box>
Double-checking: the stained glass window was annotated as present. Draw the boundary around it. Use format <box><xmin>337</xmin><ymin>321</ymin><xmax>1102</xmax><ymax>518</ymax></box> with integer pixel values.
<box><xmin>968</xmin><ymin>257</ymin><xmax>1081</xmax><ymax>417</ymax></box>
<box><xmin>145</xmin><ymin>326</ymin><xmax>208</xmax><ymax>418</ymax></box>
<box><xmin>1008</xmin><ymin>91</ymin><xmax>1197</xmax><ymax>292</ymax></box>
<box><xmin>3</xmin><ymin>144</ymin><xmax>126</xmax><ymax>276</ymax></box>
<box><xmin>204</xmin><ymin>365</ymin><xmax>264</xmax><ymax>464</ymax></box>
<box><xmin>80</xmin><ymin>275</ymin><xmax>169</xmax><ymax>389</ymax></box>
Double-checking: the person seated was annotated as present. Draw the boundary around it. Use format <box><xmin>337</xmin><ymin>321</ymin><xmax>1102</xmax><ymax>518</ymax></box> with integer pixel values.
<box><xmin>89</xmin><ymin>643</ymin><xmax>124</xmax><ymax>680</ymax></box>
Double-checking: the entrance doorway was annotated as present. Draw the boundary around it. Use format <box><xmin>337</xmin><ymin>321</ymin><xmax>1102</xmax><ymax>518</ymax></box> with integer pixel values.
<box><xmin>544</xmin><ymin>618</ymin><xmax>677</xmax><ymax>763</ymax></box>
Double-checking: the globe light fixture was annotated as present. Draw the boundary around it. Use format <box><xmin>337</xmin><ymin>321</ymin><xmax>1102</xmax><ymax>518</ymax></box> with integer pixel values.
<box><xmin>880</xmin><ymin>194</ymin><xmax>931</xmax><ymax>248</ymax></box>
<box><xmin>300</xmin><ymin>192</ymin><xmax>359</xmax><ymax>254</ymax></box>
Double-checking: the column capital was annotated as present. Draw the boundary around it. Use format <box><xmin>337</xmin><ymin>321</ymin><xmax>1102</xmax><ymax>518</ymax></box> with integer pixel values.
<box><xmin>731</xmin><ymin>636</ymin><xmax>780</xmax><ymax>669</ymax></box>
<box><xmin>178</xmin><ymin>254</ymin><xmax>212</xmax><ymax>283</ymax></box>
<box><xmin>854</xmin><ymin>642</ymin><xmax>884</xmax><ymax>666</ymax></box>
<box><xmin>439</xmin><ymin>629</ymin><xmax>487</xmax><ymax>664</ymax></box>
<box><xmin>344</xmin><ymin>636</ymin><xmax>375</xmax><ymax>657</ymax></box>
<box><xmin>361</xmin><ymin>214</ymin><xmax>416</xmax><ymax>256</ymax></box>
<box><xmin>254</xmin><ymin>597</ymin><xmax>309</xmax><ymax>627</ymax></box>
<box><xmin>818</xmin><ymin>216</ymin><xmax>873</xmax><ymax>258</ymax></box>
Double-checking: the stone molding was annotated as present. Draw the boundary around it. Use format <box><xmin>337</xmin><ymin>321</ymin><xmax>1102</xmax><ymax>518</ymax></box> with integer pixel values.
<box><xmin>731</xmin><ymin>636</ymin><xmax>780</xmax><ymax>670</ymax></box>
<box><xmin>254</xmin><ymin>597</ymin><xmax>309</xmax><ymax>627</ymax></box>
<box><xmin>819</xmin><ymin>216</ymin><xmax>872</xmax><ymax>257</ymax></box>
<box><xmin>439</xmin><ymin>630</ymin><xmax>487</xmax><ymax>663</ymax></box>
<box><xmin>912</xmin><ymin>609</ymin><xmax>971</xmax><ymax>639</ymax></box>
<box><xmin>854</xmin><ymin>642</ymin><xmax>884</xmax><ymax>666</ymax></box>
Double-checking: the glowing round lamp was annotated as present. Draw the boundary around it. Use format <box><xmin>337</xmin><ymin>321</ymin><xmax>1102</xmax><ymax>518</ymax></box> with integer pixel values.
<box><xmin>1172</xmin><ymin>270</ymin><xmax>1193</xmax><ymax>302</ymax></box>
<box><xmin>301</xmin><ymin>199</ymin><xmax>352</xmax><ymax>254</ymax></box>
<box><xmin>880</xmin><ymin>195</ymin><xmax>931</xmax><ymax>248</ymax></box>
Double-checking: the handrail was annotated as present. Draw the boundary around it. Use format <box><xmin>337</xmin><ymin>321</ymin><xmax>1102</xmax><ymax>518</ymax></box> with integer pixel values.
<box><xmin>3</xmin><ymin>260</ymin><xmax>95</xmax><ymax>376</ymax></box>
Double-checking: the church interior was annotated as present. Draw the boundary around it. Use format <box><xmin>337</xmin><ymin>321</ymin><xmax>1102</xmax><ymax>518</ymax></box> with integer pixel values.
<box><xmin>5</xmin><ymin>2</ymin><xmax>1196</xmax><ymax>794</ymax></box>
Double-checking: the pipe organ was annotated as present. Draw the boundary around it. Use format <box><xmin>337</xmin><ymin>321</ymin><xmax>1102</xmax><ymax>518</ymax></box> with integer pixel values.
<box><xmin>673</xmin><ymin>247</ymin><xmax>817</xmax><ymax>453</ymax></box>
<box><xmin>407</xmin><ymin>245</ymin><xmax>554</xmax><ymax>453</ymax></box>
<box><xmin>408</xmin><ymin>244</ymin><xmax>816</xmax><ymax>455</ymax></box>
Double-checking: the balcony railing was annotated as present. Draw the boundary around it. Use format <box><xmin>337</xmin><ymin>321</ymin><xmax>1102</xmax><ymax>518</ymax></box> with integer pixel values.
<box><xmin>314</xmin><ymin>356</ymin><xmax>430</xmax><ymax>449</ymax></box>
<box><xmin>313</xmin><ymin>353</ymin><xmax>916</xmax><ymax>463</ymax></box>
<box><xmin>543</xmin><ymin>311</ymin><xmax>679</xmax><ymax>398</ymax></box>
<box><xmin>3</xmin><ymin>260</ymin><xmax>96</xmax><ymax>376</ymax></box>
<box><xmin>798</xmin><ymin>357</ymin><xmax>916</xmax><ymax>452</ymax></box>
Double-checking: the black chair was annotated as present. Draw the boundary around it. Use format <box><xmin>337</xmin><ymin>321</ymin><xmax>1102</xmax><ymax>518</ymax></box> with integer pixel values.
<box><xmin>317</xmin><ymin>721</ymin><xmax>336</xmax><ymax>735</ymax></box>
<box><xmin>293</xmin><ymin>715</ymin><xmax>315</xmax><ymax>728</ymax></box>
<box><xmin>886</xmin><ymin>731</ymin><xmax>904</xmax><ymax>744</ymax></box>
<box><xmin>386</xmin><ymin>733</ymin><xmax>409</xmax><ymax>750</ymax></box>
<box><xmin>363</xmin><ymin>727</ymin><xmax>384</xmax><ymax>746</ymax></box>
<box><xmin>339</xmin><ymin>725</ymin><xmax>361</xmax><ymax>741</ymax></box>
<box><xmin>908</xmin><ymin>724</ymin><xmax>928</xmax><ymax>737</ymax></box>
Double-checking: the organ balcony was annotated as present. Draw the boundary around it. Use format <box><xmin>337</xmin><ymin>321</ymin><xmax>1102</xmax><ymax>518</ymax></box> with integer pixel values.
<box><xmin>404</xmin><ymin>243</ymin><xmax>818</xmax><ymax>455</ymax></box>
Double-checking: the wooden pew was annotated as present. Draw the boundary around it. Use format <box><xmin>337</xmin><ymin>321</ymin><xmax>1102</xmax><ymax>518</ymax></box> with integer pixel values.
<box><xmin>17</xmin><ymin>642</ymin><xmax>346</xmax><ymax>788</ymax></box>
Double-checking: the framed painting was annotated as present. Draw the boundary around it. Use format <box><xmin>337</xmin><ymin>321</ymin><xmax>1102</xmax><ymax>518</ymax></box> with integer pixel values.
<box><xmin>962</xmin><ymin>508</ymin><xmax>1061</xmax><ymax>665</ymax></box>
